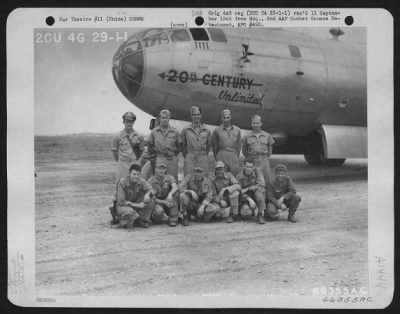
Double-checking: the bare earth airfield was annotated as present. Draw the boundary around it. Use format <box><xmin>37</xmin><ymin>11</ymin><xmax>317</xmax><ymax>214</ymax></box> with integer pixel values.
<box><xmin>35</xmin><ymin>134</ymin><xmax>368</xmax><ymax>296</ymax></box>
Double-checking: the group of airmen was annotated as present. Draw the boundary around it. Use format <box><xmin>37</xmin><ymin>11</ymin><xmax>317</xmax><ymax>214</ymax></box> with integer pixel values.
<box><xmin>109</xmin><ymin>106</ymin><xmax>301</xmax><ymax>229</ymax></box>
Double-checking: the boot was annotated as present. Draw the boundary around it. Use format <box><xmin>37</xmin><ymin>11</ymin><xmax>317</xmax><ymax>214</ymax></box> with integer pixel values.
<box><xmin>136</xmin><ymin>220</ymin><xmax>150</xmax><ymax>228</ymax></box>
<box><xmin>226</xmin><ymin>215</ymin><xmax>234</xmax><ymax>223</ymax></box>
<box><xmin>182</xmin><ymin>215</ymin><xmax>189</xmax><ymax>226</ymax></box>
<box><xmin>257</xmin><ymin>213</ymin><xmax>265</xmax><ymax>224</ymax></box>
<box><xmin>109</xmin><ymin>200</ymin><xmax>119</xmax><ymax>224</ymax></box>
<box><xmin>169</xmin><ymin>221</ymin><xmax>177</xmax><ymax>227</ymax></box>
<box><xmin>288</xmin><ymin>214</ymin><xmax>297</xmax><ymax>223</ymax></box>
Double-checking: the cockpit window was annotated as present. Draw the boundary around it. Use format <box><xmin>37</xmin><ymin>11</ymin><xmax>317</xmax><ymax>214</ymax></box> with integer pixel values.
<box><xmin>137</xmin><ymin>28</ymin><xmax>163</xmax><ymax>39</ymax></box>
<box><xmin>113</xmin><ymin>38</ymin><xmax>142</xmax><ymax>63</ymax></box>
<box><xmin>288</xmin><ymin>45</ymin><xmax>302</xmax><ymax>58</ymax></box>
<box><xmin>124</xmin><ymin>40</ymin><xmax>141</xmax><ymax>53</ymax></box>
<box><xmin>168</xmin><ymin>29</ymin><xmax>191</xmax><ymax>42</ymax></box>
<box><xmin>207</xmin><ymin>28</ymin><xmax>227</xmax><ymax>43</ymax></box>
<box><xmin>189</xmin><ymin>28</ymin><xmax>209</xmax><ymax>41</ymax></box>
<box><xmin>143</xmin><ymin>33</ymin><xmax>169</xmax><ymax>47</ymax></box>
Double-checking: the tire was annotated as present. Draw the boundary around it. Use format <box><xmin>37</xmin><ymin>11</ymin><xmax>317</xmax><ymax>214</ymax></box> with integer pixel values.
<box><xmin>304</xmin><ymin>153</ymin><xmax>324</xmax><ymax>165</ymax></box>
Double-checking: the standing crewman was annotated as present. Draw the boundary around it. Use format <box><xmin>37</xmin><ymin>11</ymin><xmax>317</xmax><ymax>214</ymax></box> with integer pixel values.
<box><xmin>242</xmin><ymin>114</ymin><xmax>275</xmax><ymax>184</ymax></box>
<box><xmin>236</xmin><ymin>159</ymin><xmax>266</xmax><ymax>224</ymax></box>
<box><xmin>148</xmin><ymin>160</ymin><xmax>179</xmax><ymax>227</ymax></box>
<box><xmin>147</xmin><ymin>109</ymin><xmax>181</xmax><ymax>180</ymax></box>
<box><xmin>179</xmin><ymin>165</ymin><xmax>221</xmax><ymax>226</ymax></box>
<box><xmin>111</xmin><ymin>111</ymin><xmax>145</xmax><ymax>183</ymax></box>
<box><xmin>211</xmin><ymin>109</ymin><xmax>242</xmax><ymax>176</ymax></box>
<box><xmin>211</xmin><ymin>161</ymin><xmax>241</xmax><ymax>223</ymax></box>
<box><xmin>266</xmin><ymin>164</ymin><xmax>301</xmax><ymax>223</ymax></box>
<box><xmin>110</xmin><ymin>112</ymin><xmax>145</xmax><ymax>224</ymax></box>
<box><xmin>181</xmin><ymin>106</ymin><xmax>213</xmax><ymax>177</ymax></box>
<box><xmin>115</xmin><ymin>162</ymin><xmax>155</xmax><ymax>229</ymax></box>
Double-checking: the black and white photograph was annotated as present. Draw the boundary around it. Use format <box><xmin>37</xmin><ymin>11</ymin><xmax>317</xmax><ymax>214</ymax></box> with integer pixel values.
<box><xmin>7</xmin><ymin>8</ymin><xmax>393</xmax><ymax>308</ymax></box>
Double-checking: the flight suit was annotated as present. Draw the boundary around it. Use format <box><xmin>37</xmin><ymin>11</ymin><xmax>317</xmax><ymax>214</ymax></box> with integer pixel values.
<box><xmin>236</xmin><ymin>167</ymin><xmax>266</xmax><ymax>219</ymax></box>
<box><xmin>211</xmin><ymin>124</ymin><xmax>242</xmax><ymax>176</ymax></box>
<box><xmin>111</xmin><ymin>129</ymin><xmax>145</xmax><ymax>183</ymax></box>
<box><xmin>148</xmin><ymin>174</ymin><xmax>179</xmax><ymax>224</ymax></box>
<box><xmin>147</xmin><ymin>126</ymin><xmax>181</xmax><ymax>180</ymax></box>
<box><xmin>179</xmin><ymin>174</ymin><xmax>222</xmax><ymax>221</ymax></box>
<box><xmin>116</xmin><ymin>176</ymin><xmax>154</xmax><ymax>228</ymax></box>
<box><xmin>211</xmin><ymin>172</ymin><xmax>241</xmax><ymax>217</ymax></box>
<box><xmin>181</xmin><ymin>124</ymin><xmax>213</xmax><ymax>177</ymax></box>
<box><xmin>266</xmin><ymin>175</ymin><xmax>301</xmax><ymax>219</ymax></box>
<box><xmin>242</xmin><ymin>131</ymin><xmax>275</xmax><ymax>184</ymax></box>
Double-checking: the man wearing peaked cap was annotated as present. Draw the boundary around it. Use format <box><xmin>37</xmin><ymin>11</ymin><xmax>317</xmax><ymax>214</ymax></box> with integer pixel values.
<box><xmin>266</xmin><ymin>164</ymin><xmax>301</xmax><ymax>223</ymax></box>
<box><xmin>211</xmin><ymin>161</ymin><xmax>241</xmax><ymax>223</ymax></box>
<box><xmin>122</xmin><ymin>111</ymin><xmax>136</xmax><ymax>121</ymax></box>
<box><xmin>179</xmin><ymin>164</ymin><xmax>218</xmax><ymax>226</ymax></box>
<box><xmin>111</xmin><ymin>111</ymin><xmax>145</xmax><ymax>183</ymax></box>
<box><xmin>147</xmin><ymin>159</ymin><xmax>179</xmax><ymax>227</ymax></box>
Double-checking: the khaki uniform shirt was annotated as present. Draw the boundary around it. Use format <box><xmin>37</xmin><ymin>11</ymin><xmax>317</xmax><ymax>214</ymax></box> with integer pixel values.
<box><xmin>267</xmin><ymin>175</ymin><xmax>296</xmax><ymax>201</ymax></box>
<box><xmin>148</xmin><ymin>174</ymin><xmax>177</xmax><ymax>199</ymax></box>
<box><xmin>180</xmin><ymin>175</ymin><xmax>213</xmax><ymax>203</ymax></box>
<box><xmin>236</xmin><ymin>168</ymin><xmax>265</xmax><ymax>189</ymax></box>
<box><xmin>148</xmin><ymin>126</ymin><xmax>181</xmax><ymax>158</ymax></box>
<box><xmin>116</xmin><ymin>176</ymin><xmax>153</xmax><ymax>207</ymax></box>
<box><xmin>211</xmin><ymin>172</ymin><xmax>241</xmax><ymax>202</ymax></box>
<box><xmin>181</xmin><ymin>124</ymin><xmax>211</xmax><ymax>156</ymax></box>
<box><xmin>242</xmin><ymin>130</ymin><xmax>275</xmax><ymax>157</ymax></box>
<box><xmin>111</xmin><ymin>129</ymin><xmax>145</xmax><ymax>161</ymax></box>
<box><xmin>211</xmin><ymin>124</ymin><xmax>242</xmax><ymax>156</ymax></box>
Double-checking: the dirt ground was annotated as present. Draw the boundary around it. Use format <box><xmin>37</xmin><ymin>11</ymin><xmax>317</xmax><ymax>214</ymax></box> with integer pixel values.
<box><xmin>34</xmin><ymin>135</ymin><xmax>368</xmax><ymax>296</ymax></box>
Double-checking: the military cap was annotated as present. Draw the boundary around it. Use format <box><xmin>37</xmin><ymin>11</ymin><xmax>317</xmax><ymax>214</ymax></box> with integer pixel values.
<box><xmin>122</xmin><ymin>111</ymin><xmax>136</xmax><ymax>121</ymax></box>
<box><xmin>156</xmin><ymin>160</ymin><xmax>167</xmax><ymax>168</ymax></box>
<box><xmin>215</xmin><ymin>161</ymin><xmax>225</xmax><ymax>169</ymax></box>
<box><xmin>221</xmin><ymin>109</ymin><xmax>231</xmax><ymax>116</ymax></box>
<box><xmin>190</xmin><ymin>106</ymin><xmax>202</xmax><ymax>115</ymax></box>
<box><xmin>159</xmin><ymin>109</ymin><xmax>171</xmax><ymax>117</ymax></box>
<box><xmin>275</xmin><ymin>164</ymin><xmax>287</xmax><ymax>173</ymax></box>
<box><xmin>194</xmin><ymin>166</ymin><xmax>204</xmax><ymax>172</ymax></box>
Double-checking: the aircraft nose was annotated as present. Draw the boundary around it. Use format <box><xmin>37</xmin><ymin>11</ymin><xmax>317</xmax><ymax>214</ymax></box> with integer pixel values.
<box><xmin>112</xmin><ymin>40</ymin><xmax>144</xmax><ymax>101</ymax></box>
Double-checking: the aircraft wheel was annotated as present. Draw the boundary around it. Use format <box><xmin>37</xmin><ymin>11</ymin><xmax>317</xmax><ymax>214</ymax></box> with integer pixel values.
<box><xmin>304</xmin><ymin>153</ymin><xmax>324</xmax><ymax>165</ymax></box>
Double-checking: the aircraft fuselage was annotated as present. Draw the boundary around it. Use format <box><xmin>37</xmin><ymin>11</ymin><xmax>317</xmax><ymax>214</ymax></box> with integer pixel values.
<box><xmin>113</xmin><ymin>28</ymin><xmax>367</xmax><ymax>160</ymax></box>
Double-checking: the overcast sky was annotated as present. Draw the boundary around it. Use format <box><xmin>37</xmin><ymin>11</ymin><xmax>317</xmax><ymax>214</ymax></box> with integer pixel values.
<box><xmin>34</xmin><ymin>27</ymin><xmax>365</xmax><ymax>135</ymax></box>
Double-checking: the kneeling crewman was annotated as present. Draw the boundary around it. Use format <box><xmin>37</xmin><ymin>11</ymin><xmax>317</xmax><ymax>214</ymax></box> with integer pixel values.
<box><xmin>179</xmin><ymin>166</ymin><xmax>219</xmax><ymax>225</ymax></box>
<box><xmin>148</xmin><ymin>160</ymin><xmax>179</xmax><ymax>227</ymax></box>
<box><xmin>116</xmin><ymin>162</ymin><xmax>155</xmax><ymax>229</ymax></box>
<box><xmin>212</xmin><ymin>161</ymin><xmax>241</xmax><ymax>223</ymax></box>
<box><xmin>236</xmin><ymin>160</ymin><xmax>267</xmax><ymax>224</ymax></box>
<box><xmin>267</xmin><ymin>164</ymin><xmax>301</xmax><ymax>223</ymax></box>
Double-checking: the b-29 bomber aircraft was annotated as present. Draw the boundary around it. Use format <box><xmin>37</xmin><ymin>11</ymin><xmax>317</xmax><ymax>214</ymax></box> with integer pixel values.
<box><xmin>112</xmin><ymin>27</ymin><xmax>367</xmax><ymax>166</ymax></box>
